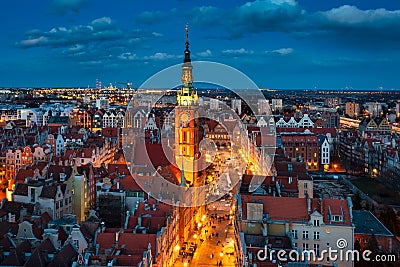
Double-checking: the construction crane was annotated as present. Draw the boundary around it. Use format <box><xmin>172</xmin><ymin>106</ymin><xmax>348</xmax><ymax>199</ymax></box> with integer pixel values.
<box><xmin>116</xmin><ymin>81</ymin><xmax>133</xmax><ymax>89</ymax></box>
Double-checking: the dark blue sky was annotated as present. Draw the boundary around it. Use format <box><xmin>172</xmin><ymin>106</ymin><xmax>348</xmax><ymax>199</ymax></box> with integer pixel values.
<box><xmin>1</xmin><ymin>0</ymin><xmax>400</xmax><ymax>89</ymax></box>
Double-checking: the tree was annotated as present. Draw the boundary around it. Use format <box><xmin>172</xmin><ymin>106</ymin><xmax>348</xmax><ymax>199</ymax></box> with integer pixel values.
<box><xmin>352</xmin><ymin>192</ymin><xmax>363</xmax><ymax>210</ymax></box>
<box><xmin>366</xmin><ymin>234</ymin><xmax>380</xmax><ymax>255</ymax></box>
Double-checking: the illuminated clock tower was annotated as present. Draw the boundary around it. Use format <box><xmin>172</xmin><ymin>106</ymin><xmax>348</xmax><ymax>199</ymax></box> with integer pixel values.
<box><xmin>175</xmin><ymin>23</ymin><xmax>200</xmax><ymax>186</ymax></box>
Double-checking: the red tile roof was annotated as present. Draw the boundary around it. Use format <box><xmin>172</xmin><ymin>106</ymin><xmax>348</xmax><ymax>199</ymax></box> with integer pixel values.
<box><xmin>96</xmin><ymin>232</ymin><xmax>116</xmax><ymax>254</ymax></box>
<box><xmin>108</xmin><ymin>164</ymin><xmax>130</xmax><ymax>175</ymax></box>
<box><xmin>102</xmin><ymin>128</ymin><xmax>118</xmax><ymax>138</ymax></box>
<box><xmin>241</xmin><ymin>195</ymin><xmax>352</xmax><ymax>226</ymax></box>
<box><xmin>118</xmin><ymin>233</ymin><xmax>156</xmax><ymax>256</ymax></box>
<box><xmin>111</xmin><ymin>175</ymin><xmax>142</xmax><ymax>191</ymax></box>
<box><xmin>134</xmin><ymin>142</ymin><xmax>173</xmax><ymax>167</ymax></box>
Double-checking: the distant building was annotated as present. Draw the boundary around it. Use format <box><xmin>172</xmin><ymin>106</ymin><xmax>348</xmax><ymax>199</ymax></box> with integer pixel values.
<box><xmin>70</xmin><ymin>108</ymin><xmax>93</xmax><ymax>130</ymax></box>
<box><xmin>210</xmin><ymin>98</ymin><xmax>219</xmax><ymax>110</ymax></box>
<box><xmin>345</xmin><ymin>102</ymin><xmax>360</xmax><ymax>118</ymax></box>
<box><xmin>319</xmin><ymin>135</ymin><xmax>330</xmax><ymax>166</ymax></box>
<box><xmin>96</xmin><ymin>97</ymin><xmax>109</xmax><ymax>109</ymax></box>
<box><xmin>324</xmin><ymin>97</ymin><xmax>341</xmax><ymax>107</ymax></box>
<box><xmin>359</xmin><ymin>117</ymin><xmax>391</xmax><ymax>134</ymax></box>
<box><xmin>396</xmin><ymin>100</ymin><xmax>400</xmax><ymax>118</ymax></box>
<box><xmin>280</xmin><ymin>132</ymin><xmax>320</xmax><ymax>171</ymax></box>
<box><xmin>231</xmin><ymin>99</ymin><xmax>242</xmax><ymax>114</ymax></box>
<box><xmin>271</xmin><ymin>98</ymin><xmax>283</xmax><ymax>112</ymax></box>
<box><xmin>365</xmin><ymin>102</ymin><xmax>383</xmax><ymax>118</ymax></box>
<box><xmin>275</xmin><ymin>114</ymin><xmax>314</xmax><ymax>128</ymax></box>
<box><xmin>257</xmin><ymin>99</ymin><xmax>269</xmax><ymax>114</ymax></box>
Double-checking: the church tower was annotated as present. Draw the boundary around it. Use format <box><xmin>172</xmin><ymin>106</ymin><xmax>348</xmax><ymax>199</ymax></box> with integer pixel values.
<box><xmin>175</xmin><ymin>23</ymin><xmax>200</xmax><ymax>186</ymax></box>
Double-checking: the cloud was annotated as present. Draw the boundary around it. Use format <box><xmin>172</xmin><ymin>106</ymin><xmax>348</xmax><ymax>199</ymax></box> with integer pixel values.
<box><xmin>313</xmin><ymin>5</ymin><xmax>400</xmax><ymax>41</ymax></box>
<box><xmin>51</xmin><ymin>0</ymin><xmax>88</xmax><ymax>15</ymax></box>
<box><xmin>196</xmin><ymin>49</ymin><xmax>212</xmax><ymax>57</ymax></box>
<box><xmin>16</xmin><ymin>17</ymin><xmax>121</xmax><ymax>48</ymax></box>
<box><xmin>222</xmin><ymin>48</ymin><xmax>254</xmax><ymax>55</ymax></box>
<box><xmin>136</xmin><ymin>11</ymin><xmax>166</xmax><ymax>25</ymax></box>
<box><xmin>319</xmin><ymin>5</ymin><xmax>400</xmax><ymax>25</ymax></box>
<box><xmin>185</xmin><ymin>1</ymin><xmax>400</xmax><ymax>45</ymax></box>
<box><xmin>226</xmin><ymin>0</ymin><xmax>305</xmax><ymax>37</ymax></box>
<box><xmin>144</xmin><ymin>52</ymin><xmax>176</xmax><ymax>60</ymax></box>
<box><xmin>16</xmin><ymin>17</ymin><xmax>162</xmax><ymax>49</ymax></box>
<box><xmin>118</xmin><ymin>52</ymin><xmax>138</xmax><ymax>61</ymax></box>
<box><xmin>16</xmin><ymin>17</ymin><xmax>165</xmax><ymax>67</ymax></box>
<box><xmin>189</xmin><ymin>6</ymin><xmax>221</xmax><ymax>27</ymax></box>
<box><xmin>269</xmin><ymin>48</ymin><xmax>293</xmax><ymax>55</ymax></box>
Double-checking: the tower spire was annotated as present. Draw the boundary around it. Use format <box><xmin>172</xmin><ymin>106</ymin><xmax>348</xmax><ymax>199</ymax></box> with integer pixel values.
<box><xmin>184</xmin><ymin>23</ymin><xmax>191</xmax><ymax>63</ymax></box>
<box><xmin>180</xmin><ymin>160</ymin><xmax>186</xmax><ymax>187</ymax></box>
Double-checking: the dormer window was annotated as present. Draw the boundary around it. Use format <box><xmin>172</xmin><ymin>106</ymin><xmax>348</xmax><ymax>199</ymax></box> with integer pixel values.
<box><xmin>313</xmin><ymin>219</ymin><xmax>320</xmax><ymax>227</ymax></box>
<box><xmin>332</xmin><ymin>215</ymin><xmax>343</xmax><ymax>222</ymax></box>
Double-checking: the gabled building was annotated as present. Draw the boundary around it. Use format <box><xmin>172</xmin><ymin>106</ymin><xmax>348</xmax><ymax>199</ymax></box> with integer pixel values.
<box><xmin>238</xmin><ymin>195</ymin><xmax>354</xmax><ymax>267</ymax></box>
<box><xmin>359</xmin><ymin>117</ymin><xmax>391</xmax><ymax>134</ymax></box>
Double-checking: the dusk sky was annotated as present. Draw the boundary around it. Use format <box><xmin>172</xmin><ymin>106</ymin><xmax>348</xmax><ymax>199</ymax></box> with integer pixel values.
<box><xmin>1</xmin><ymin>0</ymin><xmax>400</xmax><ymax>89</ymax></box>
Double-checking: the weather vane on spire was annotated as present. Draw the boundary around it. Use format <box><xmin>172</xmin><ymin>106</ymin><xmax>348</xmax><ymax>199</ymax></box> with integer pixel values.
<box><xmin>185</xmin><ymin>23</ymin><xmax>189</xmax><ymax>49</ymax></box>
<box><xmin>184</xmin><ymin>23</ymin><xmax>191</xmax><ymax>63</ymax></box>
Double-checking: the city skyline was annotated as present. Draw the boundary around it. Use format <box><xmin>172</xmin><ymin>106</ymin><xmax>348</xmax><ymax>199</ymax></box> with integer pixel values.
<box><xmin>1</xmin><ymin>0</ymin><xmax>400</xmax><ymax>89</ymax></box>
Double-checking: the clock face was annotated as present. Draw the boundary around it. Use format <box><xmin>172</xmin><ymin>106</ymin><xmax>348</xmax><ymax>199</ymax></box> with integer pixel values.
<box><xmin>180</xmin><ymin>112</ymin><xmax>190</xmax><ymax>124</ymax></box>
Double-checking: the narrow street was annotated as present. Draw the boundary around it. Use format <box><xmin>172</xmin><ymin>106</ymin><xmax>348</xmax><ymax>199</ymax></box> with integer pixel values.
<box><xmin>174</xmin><ymin>198</ymin><xmax>237</xmax><ymax>267</ymax></box>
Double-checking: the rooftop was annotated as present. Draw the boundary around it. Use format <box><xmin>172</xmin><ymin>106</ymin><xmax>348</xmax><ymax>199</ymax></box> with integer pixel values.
<box><xmin>353</xmin><ymin>210</ymin><xmax>393</xmax><ymax>236</ymax></box>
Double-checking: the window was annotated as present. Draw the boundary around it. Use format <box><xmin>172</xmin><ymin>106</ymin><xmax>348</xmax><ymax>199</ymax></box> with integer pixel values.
<box><xmin>292</xmin><ymin>230</ymin><xmax>298</xmax><ymax>239</ymax></box>
<box><xmin>302</xmin><ymin>231</ymin><xmax>309</xmax><ymax>239</ymax></box>
<box><xmin>332</xmin><ymin>215</ymin><xmax>343</xmax><ymax>222</ymax></box>
<box><xmin>313</xmin><ymin>219</ymin><xmax>320</xmax><ymax>227</ymax></box>
<box><xmin>288</xmin><ymin>164</ymin><xmax>293</xmax><ymax>172</ymax></box>
<box><xmin>304</xmin><ymin>183</ymin><xmax>308</xmax><ymax>189</ymax></box>
<box><xmin>302</xmin><ymin>243</ymin><xmax>309</xmax><ymax>251</ymax></box>
<box><xmin>314</xmin><ymin>244</ymin><xmax>320</xmax><ymax>256</ymax></box>
<box><xmin>314</xmin><ymin>231</ymin><xmax>320</xmax><ymax>240</ymax></box>
<box><xmin>30</xmin><ymin>188</ymin><xmax>35</xmax><ymax>203</ymax></box>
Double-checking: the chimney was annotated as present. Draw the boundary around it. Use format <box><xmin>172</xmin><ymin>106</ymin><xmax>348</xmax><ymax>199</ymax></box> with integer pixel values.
<box><xmin>117</xmin><ymin>182</ymin><xmax>120</xmax><ymax>190</ymax></box>
<box><xmin>307</xmin><ymin>194</ymin><xmax>311</xmax><ymax>214</ymax></box>
<box><xmin>319</xmin><ymin>198</ymin><xmax>323</xmax><ymax>215</ymax></box>
<box><xmin>347</xmin><ymin>196</ymin><xmax>353</xmax><ymax>223</ymax></box>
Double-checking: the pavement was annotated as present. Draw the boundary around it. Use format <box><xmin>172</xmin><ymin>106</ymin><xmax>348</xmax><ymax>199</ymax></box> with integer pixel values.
<box><xmin>173</xmin><ymin>201</ymin><xmax>238</xmax><ymax>267</ymax></box>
